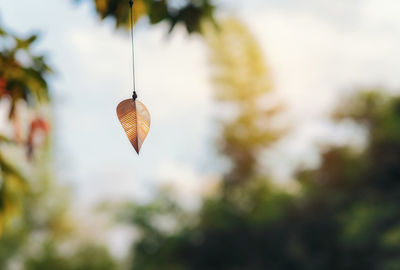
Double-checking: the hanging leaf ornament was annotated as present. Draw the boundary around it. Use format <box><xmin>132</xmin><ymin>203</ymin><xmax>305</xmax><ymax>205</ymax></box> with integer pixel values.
<box><xmin>117</xmin><ymin>0</ymin><xmax>151</xmax><ymax>154</ymax></box>
<box><xmin>117</xmin><ymin>94</ymin><xmax>151</xmax><ymax>154</ymax></box>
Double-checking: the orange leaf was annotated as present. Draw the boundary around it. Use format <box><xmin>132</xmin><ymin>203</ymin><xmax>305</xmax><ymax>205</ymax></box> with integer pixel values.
<box><xmin>0</xmin><ymin>77</ymin><xmax>7</xmax><ymax>98</ymax></box>
<box><xmin>27</xmin><ymin>118</ymin><xmax>49</xmax><ymax>159</ymax></box>
<box><xmin>117</xmin><ymin>99</ymin><xmax>151</xmax><ymax>154</ymax></box>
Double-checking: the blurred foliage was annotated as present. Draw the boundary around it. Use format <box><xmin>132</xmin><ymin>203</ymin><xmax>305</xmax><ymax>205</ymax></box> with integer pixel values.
<box><xmin>121</xmin><ymin>17</ymin><xmax>290</xmax><ymax>269</ymax></box>
<box><xmin>82</xmin><ymin>0</ymin><xmax>216</xmax><ymax>34</ymax></box>
<box><xmin>1</xmin><ymin>1</ymin><xmax>400</xmax><ymax>269</ymax></box>
<box><xmin>119</xmin><ymin>19</ymin><xmax>400</xmax><ymax>270</ymax></box>
<box><xmin>125</xmin><ymin>91</ymin><xmax>400</xmax><ymax>269</ymax></box>
<box><xmin>0</xmin><ymin>151</ymin><xmax>28</xmax><ymax>234</ymax></box>
<box><xmin>0</xmin><ymin>157</ymin><xmax>71</xmax><ymax>269</ymax></box>
<box><xmin>0</xmin><ymin>25</ymin><xmax>118</xmax><ymax>270</ymax></box>
<box><xmin>0</xmin><ymin>150</ymin><xmax>119</xmax><ymax>270</ymax></box>
<box><xmin>0</xmin><ymin>26</ymin><xmax>51</xmax><ymax>232</ymax></box>
<box><xmin>0</xmin><ymin>27</ymin><xmax>51</xmax><ymax>110</ymax></box>
<box><xmin>25</xmin><ymin>243</ymin><xmax>118</xmax><ymax>270</ymax></box>
<box><xmin>204</xmin><ymin>18</ymin><xmax>285</xmax><ymax>185</ymax></box>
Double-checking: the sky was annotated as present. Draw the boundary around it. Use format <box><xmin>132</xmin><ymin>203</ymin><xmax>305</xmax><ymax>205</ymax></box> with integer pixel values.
<box><xmin>1</xmin><ymin>0</ymin><xmax>400</xmax><ymax>207</ymax></box>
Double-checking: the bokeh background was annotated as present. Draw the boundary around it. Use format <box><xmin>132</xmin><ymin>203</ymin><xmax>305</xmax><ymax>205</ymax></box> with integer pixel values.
<box><xmin>1</xmin><ymin>0</ymin><xmax>400</xmax><ymax>269</ymax></box>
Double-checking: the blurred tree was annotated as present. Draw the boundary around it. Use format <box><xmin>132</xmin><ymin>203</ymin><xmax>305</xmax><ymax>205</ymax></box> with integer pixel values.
<box><xmin>122</xmin><ymin>18</ymin><xmax>290</xmax><ymax>270</ymax></box>
<box><xmin>293</xmin><ymin>90</ymin><xmax>400</xmax><ymax>269</ymax></box>
<box><xmin>127</xmin><ymin>89</ymin><xmax>400</xmax><ymax>269</ymax></box>
<box><xmin>0</xmin><ymin>153</ymin><xmax>71</xmax><ymax>269</ymax></box>
<box><xmin>81</xmin><ymin>0</ymin><xmax>216</xmax><ymax>34</ymax></box>
<box><xmin>25</xmin><ymin>243</ymin><xmax>118</xmax><ymax>270</ymax></box>
<box><xmin>205</xmin><ymin>18</ymin><xmax>284</xmax><ymax>185</ymax></box>
<box><xmin>0</xmin><ymin>26</ymin><xmax>51</xmax><ymax>232</ymax></box>
<box><xmin>0</xmin><ymin>133</ymin><xmax>119</xmax><ymax>270</ymax></box>
<box><xmin>0</xmin><ymin>27</ymin><xmax>50</xmax><ymax>106</ymax></box>
<box><xmin>0</xmin><ymin>24</ymin><xmax>119</xmax><ymax>270</ymax></box>
<box><xmin>119</xmin><ymin>17</ymin><xmax>400</xmax><ymax>270</ymax></box>
<box><xmin>124</xmin><ymin>91</ymin><xmax>400</xmax><ymax>269</ymax></box>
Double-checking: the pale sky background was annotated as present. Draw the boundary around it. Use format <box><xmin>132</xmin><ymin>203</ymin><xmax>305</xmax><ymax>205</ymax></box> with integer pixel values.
<box><xmin>1</xmin><ymin>0</ymin><xmax>400</xmax><ymax>208</ymax></box>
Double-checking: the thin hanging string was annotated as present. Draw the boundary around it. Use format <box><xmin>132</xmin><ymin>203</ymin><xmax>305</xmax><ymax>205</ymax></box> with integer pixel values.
<box><xmin>129</xmin><ymin>0</ymin><xmax>137</xmax><ymax>100</ymax></box>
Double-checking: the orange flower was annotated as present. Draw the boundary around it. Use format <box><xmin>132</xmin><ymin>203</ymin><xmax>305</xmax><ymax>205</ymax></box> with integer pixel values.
<box><xmin>0</xmin><ymin>78</ymin><xmax>7</xmax><ymax>98</ymax></box>
<box><xmin>27</xmin><ymin>118</ymin><xmax>49</xmax><ymax>159</ymax></box>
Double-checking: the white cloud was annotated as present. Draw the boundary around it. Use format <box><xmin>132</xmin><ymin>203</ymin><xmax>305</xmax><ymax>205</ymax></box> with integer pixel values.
<box><xmin>245</xmin><ymin>8</ymin><xmax>400</xmax><ymax>117</ymax></box>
